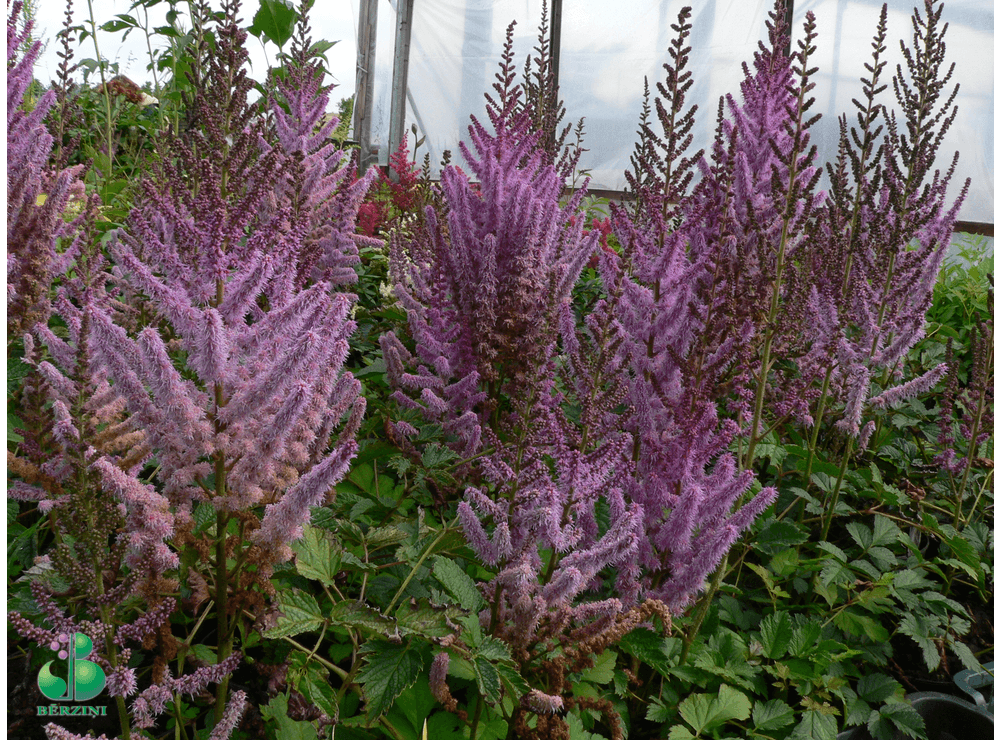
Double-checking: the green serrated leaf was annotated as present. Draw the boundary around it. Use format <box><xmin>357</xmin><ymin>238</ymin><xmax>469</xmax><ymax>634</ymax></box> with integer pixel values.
<box><xmin>759</xmin><ymin>612</ymin><xmax>793</xmax><ymax>659</ymax></box>
<box><xmin>266</xmin><ymin>589</ymin><xmax>325</xmax><ymax>638</ymax></box>
<box><xmin>877</xmin><ymin>701</ymin><xmax>926</xmax><ymax>740</ymax></box>
<box><xmin>857</xmin><ymin>674</ymin><xmax>902</xmax><ymax>703</ymax></box>
<box><xmin>790</xmin><ymin>710</ymin><xmax>837</xmax><ymax>740</ymax></box>
<box><xmin>645</xmin><ymin>696</ymin><xmax>672</xmax><ymax>723</ymax></box>
<box><xmin>395</xmin><ymin>599</ymin><xmax>461</xmax><ymax>639</ymax></box>
<box><xmin>261</xmin><ymin>693</ymin><xmax>319</xmax><ymax>740</ymax></box>
<box><xmin>329</xmin><ymin>600</ymin><xmax>398</xmax><ymax>637</ymax></box>
<box><xmin>566</xmin><ymin>711</ymin><xmax>606</xmax><ymax>739</ymax></box>
<box><xmin>421</xmin><ymin>443</ymin><xmax>458</xmax><ymax>468</ymax></box>
<box><xmin>834</xmin><ymin>610</ymin><xmax>889</xmax><ymax>643</ymax></box>
<box><xmin>949</xmin><ymin>639</ymin><xmax>982</xmax><ymax>672</ymax></box>
<box><xmin>618</xmin><ymin>628</ymin><xmax>673</xmax><ymax>677</ymax></box>
<box><xmin>366</xmin><ymin>524</ymin><xmax>409</xmax><ymax>548</ymax></box>
<box><xmin>474</xmin><ymin>656</ymin><xmax>502</xmax><ymax>705</ymax></box>
<box><xmin>898</xmin><ymin>614</ymin><xmax>941</xmax><ymax>671</ymax></box>
<box><xmin>476</xmin><ymin>636</ymin><xmax>513</xmax><ymax>663</ymax></box>
<box><xmin>357</xmin><ymin>640</ymin><xmax>425</xmax><ymax>720</ymax></box>
<box><xmin>292</xmin><ymin>525</ymin><xmax>341</xmax><ymax>586</ymax></box>
<box><xmin>678</xmin><ymin>685</ymin><xmax>752</xmax><ymax>733</ymax></box>
<box><xmin>299</xmin><ymin>670</ymin><xmax>339</xmax><ymax>721</ymax></box>
<box><xmin>249</xmin><ymin>0</ymin><xmax>297</xmax><ymax>47</ymax></box>
<box><xmin>754</xmin><ymin>518</ymin><xmax>808</xmax><ymax>554</ymax></box>
<box><xmin>496</xmin><ymin>663</ymin><xmax>530</xmax><ymax>700</ymax></box>
<box><xmin>578</xmin><ymin>650</ymin><xmax>617</xmax><ymax>685</ymax></box>
<box><xmin>432</xmin><ymin>555</ymin><xmax>486</xmax><ymax>611</ymax></box>
<box><xmin>667</xmin><ymin>725</ymin><xmax>696</xmax><ymax>740</ymax></box>
<box><xmin>753</xmin><ymin>699</ymin><xmax>795</xmax><ymax>731</ymax></box>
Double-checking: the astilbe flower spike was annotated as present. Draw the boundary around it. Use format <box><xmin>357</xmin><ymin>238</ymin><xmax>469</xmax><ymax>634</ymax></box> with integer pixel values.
<box><xmin>803</xmin><ymin>0</ymin><xmax>967</xmax><ymax>445</ymax></box>
<box><xmin>90</xmin><ymin>0</ymin><xmax>368</xmax><ymax>563</ymax></box>
<box><xmin>264</xmin><ymin>4</ymin><xmax>380</xmax><ymax>290</ymax></box>
<box><xmin>7</xmin><ymin>0</ymin><xmax>85</xmax><ymax>341</ymax></box>
<box><xmin>601</xmin><ymin>3</ymin><xmax>830</xmax><ymax>608</ymax></box>
<box><xmin>382</xmin><ymin>21</ymin><xmax>597</xmax><ymax>457</ymax></box>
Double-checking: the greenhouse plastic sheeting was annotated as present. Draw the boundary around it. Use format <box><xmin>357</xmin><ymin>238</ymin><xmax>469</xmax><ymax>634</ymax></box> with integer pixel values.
<box><xmin>402</xmin><ymin>0</ymin><xmax>992</xmax><ymax>223</ymax></box>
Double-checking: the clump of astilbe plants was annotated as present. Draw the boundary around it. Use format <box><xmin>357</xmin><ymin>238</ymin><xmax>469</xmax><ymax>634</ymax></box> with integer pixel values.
<box><xmin>380</xmin><ymin>21</ymin><xmax>675</xmax><ymax>739</ymax></box>
<box><xmin>7</xmin><ymin>0</ymin><xmax>375</xmax><ymax>737</ymax></box>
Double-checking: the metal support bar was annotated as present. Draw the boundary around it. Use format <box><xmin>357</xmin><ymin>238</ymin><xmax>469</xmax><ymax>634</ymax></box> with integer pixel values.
<box><xmin>388</xmin><ymin>0</ymin><xmax>415</xmax><ymax>178</ymax></box>
<box><xmin>550</xmin><ymin>0</ymin><xmax>562</xmax><ymax>96</ymax></box>
<box><xmin>354</xmin><ymin>0</ymin><xmax>379</xmax><ymax>171</ymax></box>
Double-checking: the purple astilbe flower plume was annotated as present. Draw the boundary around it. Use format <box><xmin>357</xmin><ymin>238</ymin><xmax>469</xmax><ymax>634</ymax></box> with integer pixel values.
<box><xmin>382</xmin><ymin>20</ymin><xmax>597</xmax><ymax>456</ymax></box>
<box><xmin>804</xmin><ymin>0</ymin><xmax>968</xmax><ymax>443</ymax></box>
<box><xmin>129</xmin><ymin>653</ymin><xmax>243</xmax><ymax>730</ymax></box>
<box><xmin>264</xmin><ymin>4</ymin><xmax>381</xmax><ymax>290</ymax></box>
<box><xmin>77</xmin><ymin>3</ymin><xmax>370</xmax><ymax>725</ymax></box>
<box><xmin>601</xmin><ymin>4</ymin><xmax>821</xmax><ymax>608</ymax></box>
<box><xmin>7</xmin><ymin>0</ymin><xmax>86</xmax><ymax>340</ymax></box>
<box><xmin>89</xmin><ymin>0</ymin><xmax>366</xmax><ymax>564</ymax></box>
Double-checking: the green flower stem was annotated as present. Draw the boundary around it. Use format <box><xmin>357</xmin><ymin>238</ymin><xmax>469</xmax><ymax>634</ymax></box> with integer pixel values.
<box><xmin>820</xmin><ymin>436</ymin><xmax>855</xmax><ymax>541</ymax></box>
<box><xmin>385</xmin><ymin>517</ymin><xmax>456</xmax><ymax>614</ymax></box>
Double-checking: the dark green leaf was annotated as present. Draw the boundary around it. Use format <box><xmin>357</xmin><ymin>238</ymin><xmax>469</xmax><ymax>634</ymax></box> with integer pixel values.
<box><xmin>752</xmin><ymin>699</ymin><xmax>795</xmax><ymax>731</ymax></box>
<box><xmin>357</xmin><ymin>640</ymin><xmax>425</xmax><ymax>719</ymax></box>
<box><xmin>249</xmin><ymin>0</ymin><xmax>297</xmax><ymax>47</ymax></box>
<box><xmin>266</xmin><ymin>589</ymin><xmax>325</xmax><ymax>638</ymax></box>
<box><xmin>759</xmin><ymin>611</ymin><xmax>793</xmax><ymax>659</ymax></box>
<box><xmin>474</xmin><ymin>656</ymin><xmax>502</xmax><ymax>705</ymax></box>
<box><xmin>618</xmin><ymin>628</ymin><xmax>673</xmax><ymax>677</ymax></box>
<box><xmin>754</xmin><ymin>518</ymin><xmax>808</xmax><ymax>554</ymax></box>
<box><xmin>790</xmin><ymin>710</ymin><xmax>837</xmax><ymax>740</ymax></box>
<box><xmin>857</xmin><ymin>674</ymin><xmax>901</xmax><ymax>703</ymax></box>
<box><xmin>432</xmin><ymin>555</ymin><xmax>486</xmax><ymax>611</ymax></box>
<box><xmin>877</xmin><ymin>702</ymin><xmax>926</xmax><ymax>740</ymax></box>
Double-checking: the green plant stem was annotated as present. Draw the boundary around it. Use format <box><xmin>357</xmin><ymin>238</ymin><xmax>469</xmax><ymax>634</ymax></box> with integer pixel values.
<box><xmin>281</xmin><ymin>636</ymin><xmax>349</xmax><ymax>680</ymax></box>
<box><xmin>679</xmin><ymin>553</ymin><xmax>729</xmax><ymax>665</ymax></box>
<box><xmin>802</xmin><ymin>368</ymin><xmax>834</xmax><ymax>491</ymax></box>
<box><xmin>470</xmin><ymin>696</ymin><xmax>485</xmax><ymax>740</ymax></box>
<box><xmin>820</xmin><ymin>436</ymin><xmax>855</xmax><ymax>541</ymax></box>
<box><xmin>85</xmin><ymin>0</ymin><xmax>114</xmax><ymax>177</ymax></box>
<box><xmin>385</xmin><ymin>517</ymin><xmax>455</xmax><ymax>614</ymax></box>
<box><xmin>213</xmin><ymin>509</ymin><xmax>231</xmax><ymax>726</ymax></box>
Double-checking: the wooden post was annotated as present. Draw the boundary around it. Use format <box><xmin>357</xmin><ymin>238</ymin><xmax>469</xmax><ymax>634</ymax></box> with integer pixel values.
<box><xmin>388</xmin><ymin>0</ymin><xmax>415</xmax><ymax>179</ymax></box>
<box><xmin>354</xmin><ymin>0</ymin><xmax>379</xmax><ymax>171</ymax></box>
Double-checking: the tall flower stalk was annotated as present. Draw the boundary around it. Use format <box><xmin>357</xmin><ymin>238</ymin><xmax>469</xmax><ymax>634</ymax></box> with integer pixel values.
<box><xmin>75</xmin><ymin>0</ymin><xmax>373</xmax><ymax>730</ymax></box>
